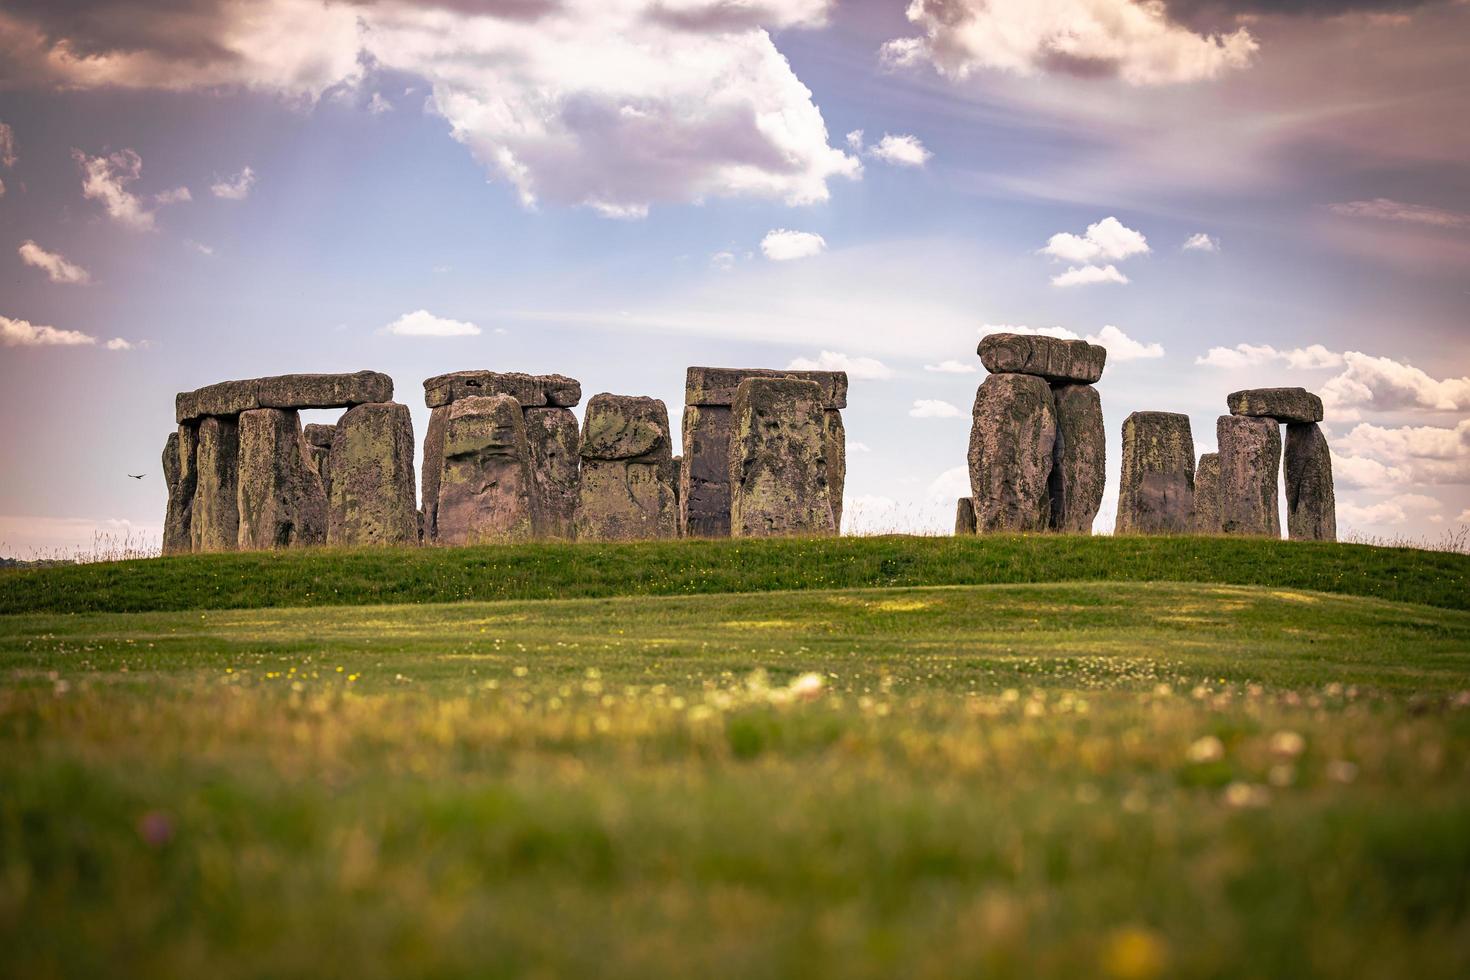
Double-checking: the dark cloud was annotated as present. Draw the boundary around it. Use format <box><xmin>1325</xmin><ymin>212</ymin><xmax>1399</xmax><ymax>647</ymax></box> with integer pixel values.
<box><xmin>1163</xmin><ymin>0</ymin><xmax>1448</xmax><ymax>29</ymax></box>
<box><xmin>0</xmin><ymin>0</ymin><xmax>239</xmax><ymax>62</ymax></box>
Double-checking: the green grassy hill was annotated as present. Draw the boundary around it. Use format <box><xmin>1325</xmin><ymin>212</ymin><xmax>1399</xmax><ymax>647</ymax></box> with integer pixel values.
<box><xmin>3</xmin><ymin>533</ymin><xmax>1467</xmax><ymax>614</ymax></box>
<box><xmin>4</xmin><ymin>538</ymin><xmax>1470</xmax><ymax>978</ymax></box>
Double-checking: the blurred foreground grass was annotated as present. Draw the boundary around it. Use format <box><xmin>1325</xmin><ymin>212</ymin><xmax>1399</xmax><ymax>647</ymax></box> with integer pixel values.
<box><xmin>3</xmin><ymin>580</ymin><xmax>1470</xmax><ymax>978</ymax></box>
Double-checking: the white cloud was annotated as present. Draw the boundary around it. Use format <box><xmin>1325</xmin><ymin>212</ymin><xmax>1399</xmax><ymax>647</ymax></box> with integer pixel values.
<box><xmin>73</xmin><ymin>148</ymin><xmax>155</xmax><ymax>230</ymax></box>
<box><xmin>761</xmin><ymin>229</ymin><xmax>827</xmax><ymax>261</ymax></box>
<box><xmin>926</xmin><ymin>465</ymin><xmax>970</xmax><ymax>501</ymax></box>
<box><xmin>105</xmin><ymin>338</ymin><xmax>135</xmax><ymax>351</ymax></box>
<box><xmin>1051</xmin><ymin>264</ymin><xmax>1128</xmax><ymax>287</ymax></box>
<box><xmin>18</xmin><ymin>241</ymin><xmax>91</xmax><ymax>285</ymax></box>
<box><xmin>1457</xmin><ymin>509</ymin><xmax>1470</xmax><ymax>524</ymax></box>
<box><xmin>710</xmin><ymin>250</ymin><xmax>736</xmax><ymax>271</ymax></box>
<box><xmin>1195</xmin><ymin>343</ymin><xmax>1344</xmax><ymax>370</ymax></box>
<box><xmin>186</xmin><ymin>240</ymin><xmax>216</xmax><ymax>256</ymax></box>
<box><xmin>1183</xmin><ymin>232</ymin><xmax>1218</xmax><ymax>252</ymax></box>
<box><xmin>980</xmin><ymin>323</ymin><xmax>1080</xmax><ymax>341</ymax></box>
<box><xmin>0</xmin><ymin>121</ymin><xmax>15</xmax><ymax>167</ymax></box>
<box><xmin>1339</xmin><ymin>493</ymin><xmax>1441</xmax><ymax>529</ymax></box>
<box><xmin>368</xmin><ymin>92</ymin><xmax>393</xmax><ymax>115</ymax></box>
<box><xmin>1328</xmin><ymin>198</ymin><xmax>1470</xmax><ymax>230</ymax></box>
<box><xmin>1335</xmin><ymin>420</ymin><xmax>1470</xmax><ymax>485</ymax></box>
<box><xmin>1331</xmin><ymin>451</ymin><xmax>1410</xmax><ymax>493</ymax></box>
<box><xmin>845</xmin><ymin>129</ymin><xmax>864</xmax><ymax>151</ymax></box>
<box><xmin>381</xmin><ymin>309</ymin><xmax>482</xmax><ymax>337</ymax></box>
<box><xmin>1042</xmin><ymin>217</ymin><xmax>1150</xmax><ymax>263</ymax></box>
<box><xmin>154</xmin><ymin>186</ymin><xmax>192</xmax><ymax>205</ymax></box>
<box><xmin>909</xmin><ymin>399</ymin><xmax>961</xmax><ymax>419</ymax></box>
<box><xmin>1</xmin><ymin>315</ymin><xmax>96</xmax><ymax>348</ymax></box>
<box><xmin>849</xmin><ymin>441</ymin><xmax>872</xmax><ymax>453</ymax></box>
<box><xmin>211</xmin><ymin>166</ymin><xmax>256</xmax><ymax>200</ymax></box>
<box><xmin>1087</xmin><ymin>324</ymin><xmax>1162</xmax><ymax>360</ymax></box>
<box><xmin>880</xmin><ymin>0</ymin><xmax>1258</xmax><ymax>86</ymax></box>
<box><xmin>1321</xmin><ymin>352</ymin><xmax>1470</xmax><ymax>414</ymax></box>
<box><xmin>786</xmin><ymin>350</ymin><xmax>892</xmax><ymax>380</ymax></box>
<box><xmin>924</xmin><ymin>359</ymin><xmax>976</xmax><ymax>374</ymax></box>
<box><xmin>868</xmin><ymin>133</ymin><xmax>931</xmax><ymax>167</ymax></box>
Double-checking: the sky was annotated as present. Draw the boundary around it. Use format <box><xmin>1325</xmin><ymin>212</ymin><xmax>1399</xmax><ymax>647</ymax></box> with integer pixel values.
<box><xmin>1</xmin><ymin>0</ymin><xmax>1467</xmax><ymax>555</ymax></box>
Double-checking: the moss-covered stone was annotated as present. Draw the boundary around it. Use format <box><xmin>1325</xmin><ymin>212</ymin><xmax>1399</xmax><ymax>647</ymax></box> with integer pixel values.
<box><xmin>1048</xmin><ymin>383</ymin><xmax>1104</xmax><ymax>534</ymax></box>
<box><xmin>190</xmin><ymin>416</ymin><xmax>239</xmax><ymax>553</ymax></box>
<box><xmin>1227</xmin><ymin>387</ymin><xmax>1323</xmax><ymax>424</ymax></box>
<box><xmin>1286</xmin><ymin>422</ymin><xmax>1336</xmax><ymax>542</ymax></box>
<box><xmin>728</xmin><ymin>378</ymin><xmax>835</xmax><ymax>538</ymax></box>
<box><xmin>1218</xmin><ymin>415</ymin><xmax>1281</xmax><ymax>538</ymax></box>
<box><xmin>1194</xmin><ymin>453</ymin><xmax>1222</xmax><ymax>533</ymax></box>
<box><xmin>968</xmin><ymin>373</ymin><xmax>1056</xmax><ymax>533</ymax></box>
<box><xmin>161</xmin><ymin>424</ymin><xmax>197</xmax><ymax>556</ymax></box>
<box><xmin>680</xmin><ymin>404</ymin><xmax>733</xmax><ymax>537</ymax></box>
<box><xmin>435</xmin><ymin>395</ymin><xmax>540</xmax><ymax>545</ymax></box>
<box><xmin>1117</xmin><ymin>412</ymin><xmax>1194</xmax><ymax>534</ymax></box>
<box><xmin>575</xmin><ymin>395</ymin><xmax>677</xmax><ymax>541</ymax></box>
<box><xmin>236</xmin><ymin>408</ymin><xmax>327</xmax><ymax>550</ymax></box>
<box><xmin>955</xmin><ymin>497</ymin><xmax>977</xmax><ymax>535</ymax></box>
<box><xmin>327</xmin><ymin>402</ymin><xmax>418</xmax><ymax>547</ymax></box>
<box><xmin>525</xmin><ymin>407</ymin><xmax>580</xmax><ymax>539</ymax></box>
<box><xmin>978</xmin><ymin>333</ymin><xmax>1106</xmax><ymax>384</ymax></box>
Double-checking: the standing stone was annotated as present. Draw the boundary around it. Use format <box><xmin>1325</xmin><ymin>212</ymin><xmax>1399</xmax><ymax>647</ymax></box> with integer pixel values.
<box><xmin>236</xmin><ymin>408</ymin><xmax>327</xmax><ymax>550</ymax></box>
<box><xmin>576</xmin><ymin>394</ymin><xmax>678</xmax><ymax>541</ymax></box>
<box><xmin>978</xmin><ymin>333</ymin><xmax>1107</xmax><ymax>384</ymax></box>
<box><xmin>967</xmin><ymin>373</ymin><xmax>1057</xmax><ymax>533</ymax></box>
<box><xmin>1048</xmin><ymin>384</ymin><xmax>1105</xmax><ymax>533</ymax></box>
<box><xmin>680</xmin><ymin>404</ymin><xmax>733</xmax><ymax>537</ymax></box>
<box><xmin>420</xmin><ymin>405</ymin><xmax>450</xmax><ymax>540</ymax></box>
<box><xmin>190</xmin><ymin>416</ymin><xmax>239</xmax><ymax>553</ymax></box>
<box><xmin>955</xmin><ymin>498</ymin><xmax>977</xmax><ymax>535</ymax></box>
<box><xmin>823</xmin><ymin>410</ymin><xmax>847</xmax><ymax>531</ymax></box>
<box><xmin>728</xmin><ymin>378</ymin><xmax>835</xmax><ymax>538</ymax></box>
<box><xmin>1285</xmin><ymin>423</ymin><xmax>1336</xmax><ymax>542</ymax></box>
<box><xmin>1116</xmin><ymin>412</ymin><xmax>1195</xmax><ymax>534</ymax></box>
<box><xmin>1193</xmin><ymin>453</ymin><xmax>1222</xmax><ymax>533</ymax></box>
<box><xmin>1217</xmin><ymin>415</ymin><xmax>1281</xmax><ymax>538</ymax></box>
<box><xmin>303</xmin><ymin>423</ymin><xmax>336</xmax><ymax>499</ymax></box>
<box><xmin>162</xmin><ymin>424</ymin><xmax>197</xmax><ymax>555</ymax></box>
<box><xmin>524</xmin><ymin>407</ymin><xmax>581</xmax><ymax>539</ymax></box>
<box><xmin>435</xmin><ymin>395</ymin><xmax>540</xmax><ymax>545</ymax></box>
<box><xmin>326</xmin><ymin>403</ymin><xmax>418</xmax><ymax>547</ymax></box>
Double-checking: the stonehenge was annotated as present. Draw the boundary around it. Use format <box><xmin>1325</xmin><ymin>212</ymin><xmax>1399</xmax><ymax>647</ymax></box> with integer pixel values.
<box><xmin>166</xmin><ymin>372</ymin><xmax>409</xmax><ymax>553</ymax></box>
<box><xmin>1217</xmin><ymin>415</ymin><xmax>1281</xmax><ymax>537</ymax></box>
<box><xmin>436</xmin><ymin>395</ymin><xmax>540</xmax><ymax>545</ymax></box>
<box><xmin>1285</xmin><ymin>422</ymin><xmax>1337</xmax><ymax>542</ymax></box>
<box><xmin>1215</xmin><ymin>387</ymin><xmax>1336</xmax><ymax>541</ymax></box>
<box><xmin>1116</xmin><ymin>412</ymin><xmax>1195</xmax><ymax>534</ymax></box>
<box><xmin>1193</xmin><ymin>453</ymin><xmax>1221</xmax><ymax>533</ymax></box>
<box><xmin>728</xmin><ymin>378</ymin><xmax>836</xmax><ymax>538</ymax></box>
<box><xmin>327</xmin><ymin>403</ymin><xmax>418</xmax><ymax>547</ymax></box>
<box><xmin>681</xmin><ymin>367</ymin><xmax>847</xmax><ymax>537</ymax></box>
<box><xmin>575</xmin><ymin>394</ymin><xmax>679</xmax><ymax>541</ymax></box>
<box><xmin>965</xmin><ymin>333</ymin><xmax>1105</xmax><ymax>534</ymax></box>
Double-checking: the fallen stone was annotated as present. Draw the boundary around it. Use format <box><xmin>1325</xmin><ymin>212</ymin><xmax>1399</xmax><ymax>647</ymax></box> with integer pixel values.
<box><xmin>728</xmin><ymin>378</ymin><xmax>836</xmax><ymax>538</ymax></box>
<box><xmin>162</xmin><ymin>424</ymin><xmax>197</xmax><ymax>556</ymax></box>
<box><xmin>258</xmin><ymin>371</ymin><xmax>393</xmax><ymax>411</ymax></box>
<box><xmin>423</xmin><ymin>371</ymin><xmax>580</xmax><ymax>410</ymax></box>
<box><xmin>326</xmin><ymin>402</ymin><xmax>418</xmax><ymax>547</ymax></box>
<box><xmin>1218</xmin><ymin>414</ymin><xmax>1281</xmax><ymax>537</ymax></box>
<box><xmin>685</xmin><ymin>366</ymin><xmax>847</xmax><ymax>410</ymax></box>
<box><xmin>575</xmin><ymin>394</ymin><xmax>677</xmax><ymax>540</ymax></box>
<box><xmin>955</xmin><ymin>498</ymin><xmax>977</xmax><ymax>535</ymax></box>
<box><xmin>967</xmin><ymin>373</ymin><xmax>1056</xmax><ymax>533</ymax></box>
<box><xmin>1116</xmin><ymin>412</ymin><xmax>1195</xmax><ymax>534</ymax></box>
<box><xmin>1048</xmin><ymin>383</ymin><xmax>1105</xmax><ymax>533</ymax></box>
<box><xmin>1285</xmin><ymin>422</ymin><xmax>1336</xmax><ymax>541</ymax></box>
<box><xmin>236</xmin><ymin>408</ymin><xmax>327</xmax><ymax>550</ymax></box>
<box><xmin>823</xmin><ymin>409</ymin><xmax>847</xmax><ymax>530</ymax></box>
<box><xmin>190</xmin><ymin>416</ymin><xmax>239</xmax><ymax>553</ymax></box>
<box><xmin>679</xmin><ymin>404</ymin><xmax>733</xmax><ymax>537</ymax></box>
<box><xmin>435</xmin><ymin>395</ymin><xmax>540</xmax><ymax>544</ymax></box>
<box><xmin>1193</xmin><ymin>453</ymin><xmax>1222</xmax><ymax>533</ymax></box>
<box><xmin>978</xmin><ymin>333</ymin><xmax>1107</xmax><ymax>384</ymax></box>
<box><xmin>524</xmin><ymin>407</ymin><xmax>581</xmax><ymax>539</ymax></box>
<box><xmin>1227</xmin><ymin>387</ymin><xmax>1323</xmax><ymax>424</ymax></box>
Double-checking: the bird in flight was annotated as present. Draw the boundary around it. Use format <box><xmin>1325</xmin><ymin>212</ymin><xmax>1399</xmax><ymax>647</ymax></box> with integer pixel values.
<box><xmin>128</xmin><ymin>473</ymin><xmax>145</xmax><ymax>480</ymax></box>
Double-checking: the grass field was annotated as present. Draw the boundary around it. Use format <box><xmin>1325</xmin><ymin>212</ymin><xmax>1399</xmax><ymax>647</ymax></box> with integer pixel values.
<box><xmin>3</xmin><ymin>537</ymin><xmax>1470</xmax><ymax>977</ymax></box>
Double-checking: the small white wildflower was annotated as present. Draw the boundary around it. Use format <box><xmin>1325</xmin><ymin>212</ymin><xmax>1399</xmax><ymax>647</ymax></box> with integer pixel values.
<box><xmin>1223</xmin><ymin>782</ymin><xmax>1270</xmax><ymax>808</ymax></box>
<box><xmin>1186</xmin><ymin>735</ymin><xmax>1225</xmax><ymax>764</ymax></box>
<box><xmin>1269</xmin><ymin>730</ymin><xmax>1306</xmax><ymax>758</ymax></box>
<box><xmin>789</xmin><ymin>672</ymin><xmax>824</xmax><ymax>702</ymax></box>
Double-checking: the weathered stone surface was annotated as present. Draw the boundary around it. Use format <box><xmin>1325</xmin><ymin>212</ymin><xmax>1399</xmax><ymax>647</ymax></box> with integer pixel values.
<box><xmin>728</xmin><ymin>378</ymin><xmax>836</xmax><ymax>538</ymax></box>
<box><xmin>162</xmin><ymin>424</ymin><xmax>197</xmax><ymax>555</ymax></box>
<box><xmin>176</xmin><ymin>372</ymin><xmax>392</xmax><ymax>423</ymax></box>
<box><xmin>236</xmin><ymin>408</ymin><xmax>327</xmax><ymax>550</ymax></box>
<box><xmin>581</xmin><ymin>393</ymin><xmax>669</xmax><ymax>460</ymax></box>
<box><xmin>420</xmin><ymin>405</ymin><xmax>450</xmax><ymax>539</ymax></box>
<box><xmin>978</xmin><ymin>333</ymin><xmax>1107</xmax><ymax>384</ymax></box>
<box><xmin>1218</xmin><ymin>415</ymin><xmax>1281</xmax><ymax>537</ymax></box>
<box><xmin>303</xmin><ymin>423</ymin><xmax>337</xmax><ymax>448</ymax></box>
<box><xmin>685</xmin><ymin>367</ymin><xmax>847</xmax><ymax>410</ymax></box>
<box><xmin>955</xmin><ymin>498</ymin><xmax>977</xmax><ymax>535</ymax></box>
<box><xmin>680</xmin><ymin>404</ymin><xmax>733</xmax><ymax>537</ymax></box>
<box><xmin>1285</xmin><ymin>422</ymin><xmax>1337</xmax><ymax>542</ymax></box>
<box><xmin>524</xmin><ymin>407</ymin><xmax>581</xmax><ymax>539</ymax></box>
<box><xmin>302</xmin><ymin>424</ymin><xmax>335</xmax><ymax>499</ymax></box>
<box><xmin>423</xmin><ymin>371</ymin><xmax>580</xmax><ymax>410</ymax></box>
<box><xmin>1116</xmin><ymin>412</ymin><xmax>1195</xmax><ymax>534</ymax></box>
<box><xmin>1193</xmin><ymin>453</ymin><xmax>1222</xmax><ymax>533</ymax></box>
<box><xmin>575</xmin><ymin>395</ymin><xmax>677</xmax><ymax>541</ymax></box>
<box><xmin>435</xmin><ymin>395</ymin><xmax>540</xmax><ymax>545</ymax></box>
<box><xmin>967</xmin><ymin>373</ymin><xmax>1056</xmax><ymax>533</ymax></box>
<box><xmin>190</xmin><ymin>416</ymin><xmax>239</xmax><ymax>553</ymax></box>
<box><xmin>176</xmin><ymin>379</ymin><xmax>259</xmax><ymax>424</ymax></box>
<box><xmin>1227</xmin><ymin>387</ymin><xmax>1323</xmax><ymax>424</ymax></box>
<box><xmin>823</xmin><ymin>409</ymin><xmax>846</xmax><ymax>531</ymax></box>
<box><xmin>326</xmin><ymin>402</ymin><xmax>418</xmax><ymax>547</ymax></box>
<box><xmin>671</xmin><ymin>455</ymin><xmax>683</xmax><ymax>516</ymax></box>
<box><xmin>1048</xmin><ymin>383</ymin><xmax>1105</xmax><ymax>533</ymax></box>
<box><xmin>258</xmin><ymin>371</ymin><xmax>393</xmax><ymax>411</ymax></box>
